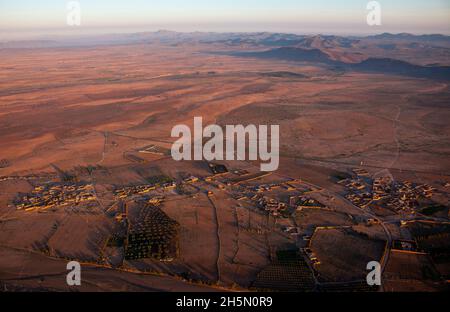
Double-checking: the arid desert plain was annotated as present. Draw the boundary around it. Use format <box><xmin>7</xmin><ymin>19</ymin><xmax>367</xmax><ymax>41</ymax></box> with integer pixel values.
<box><xmin>0</xmin><ymin>32</ymin><xmax>449</xmax><ymax>292</ymax></box>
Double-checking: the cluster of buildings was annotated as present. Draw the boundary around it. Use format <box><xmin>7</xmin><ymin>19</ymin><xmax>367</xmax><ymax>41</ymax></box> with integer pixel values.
<box><xmin>0</xmin><ymin>173</ymin><xmax>55</xmax><ymax>182</ymax></box>
<box><xmin>372</xmin><ymin>176</ymin><xmax>394</xmax><ymax>201</ymax></box>
<box><xmin>114</xmin><ymin>181</ymin><xmax>176</xmax><ymax>199</ymax></box>
<box><xmin>250</xmin><ymin>182</ymin><xmax>297</xmax><ymax>193</ymax></box>
<box><xmin>339</xmin><ymin>168</ymin><xmax>436</xmax><ymax>213</ymax></box>
<box><xmin>183</xmin><ymin>176</ymin><xmax>199</xmax><ymax>184</ymax></box>
<box><xmin>223</xmin><ymin>177</ymin><xmax>324</xmax><ymax>218</ymax></box>
<box><xmin>380</xmin><ymin>181</ymin><xmax>435</xmax><ymax>213</ymax></box>
<box><xmin>15</xmin><ymin>183</ymin><xmax>96</xmax><ymax>212</ymax></box>
<box><xmin>240</xmin><ymin>179</ymin><xmax>306</xmax><ymax>194</ymax></box>
<box><xmin>352</xmin><ymin>168</ymin><xmax>370</xmax><ymax>177</ymax></box>
<box><xmin>295</xmin><ymin>197</ymin><xmax>325</xmax><ymax>210</ymax></box>
<box><xmin>255</xmin><ymin>196</ymin><xmax>288</xmax><ymax>217</ymax></box>
<box><xmin>345</xmin><ymin>191</ymin><xmax>373</xmax><ymax>209</ymax></box>
<box><xmin>339</xmin><ymin>173</ymin><xmax>374</xmax><ymax>208</ymax></box>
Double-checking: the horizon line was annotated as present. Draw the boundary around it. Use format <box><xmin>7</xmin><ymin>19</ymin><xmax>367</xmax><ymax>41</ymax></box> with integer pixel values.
<box><xmin>2</xmin><ymin>28</ymin><xmax>450</xmax><ymax>43</ymax></box>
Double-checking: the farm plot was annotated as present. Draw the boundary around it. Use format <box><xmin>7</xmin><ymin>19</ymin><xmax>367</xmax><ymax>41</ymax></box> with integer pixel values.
<box><xmin>310</xmin><ymin>228</ymin><xmax>386</xmax><ymax>283</ymax></box>
<box><xmin>252</xmin><ymin>249</ymin><xmax>315</xmax><ymax>292</ymax></box>
<box><xmin>383</xmin><ymin>250</ymin><xmax>443</xmax><ymax>291</ymax></box>
<box><xmin>125</xmin><ymin>205</ymin><xmax>179</xmax><ymax>261</ymax></box>
<box><xmin>406</xmin><ymin>221</ymin><xmax>450</xmax><ymax>278</ymax></box>
<box><xmin>0</xmin><ymin>213</ymin><xmax>63</xmax><ymax>251</ymax></box>
<box><xmin>47</xmin><ymin>214</ymin><xmax>112</xmax><ymax>262</ymax></box>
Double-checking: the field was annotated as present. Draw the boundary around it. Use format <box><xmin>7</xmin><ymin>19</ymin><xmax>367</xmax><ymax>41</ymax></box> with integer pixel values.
<box><xmin>383</xmin><ymin>250</ymin><xmax>443</xmax><ymax>292</ymax></box>
<box><xmin>310</xmin><ymin>228</ymin><xmax>386</xmax><ymax>283</ymax></box>
<box><xmin>252</xmin><ymin>249</ymin><xmax>315</xmax><ymax>292</ymax></box>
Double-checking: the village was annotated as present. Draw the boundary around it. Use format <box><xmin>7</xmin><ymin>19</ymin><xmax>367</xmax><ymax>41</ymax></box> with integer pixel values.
<box><xmin>14</xmin><ymin>183</ymin><xmax>97</xmax><ymax>212</ymax></box>
<box><xmin>339</xmin><ymin>168</ymin><xmax>438</xmax><ymax>214</ymax></box>
<box><xmin>12</xmin><ymin>164</ymin><xmax>446</xmax><ymax>230</ymax></box>
<box><xmin>6</xmin><ymin>161</ymin><xmax>449</xmax><ymax>292</ymax></box>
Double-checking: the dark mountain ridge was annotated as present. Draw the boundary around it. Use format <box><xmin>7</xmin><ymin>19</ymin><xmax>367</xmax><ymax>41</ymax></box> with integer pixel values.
<box><xmin>2</xmin><ymin>31</ymin><xmax>448</xmax><ymax>49</ymax></box>
<box><xmin>234</xmin><ymin>47</ymin><xmax>450</xmax><ymax>81</ymax></box>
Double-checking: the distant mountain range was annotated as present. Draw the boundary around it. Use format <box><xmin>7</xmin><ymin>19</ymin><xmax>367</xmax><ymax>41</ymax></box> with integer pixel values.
<box><xmin>365</xmin><ymin>33</ymin><xmax>450</xmax><ymax>42</ymax></box>
<box><xmin>1</xmin><ymin>31</ymin><xmax>449</xmax><ymax>49</ymax></box>
<box><xmin>1</xmin><ymin>30</ymin><xmax>449</xmax><ymax>80</ymax></box>
<box><xmin>233</xmin><ymin>47</ymin><xmax>450</xmax><ymax>81</ymax></box>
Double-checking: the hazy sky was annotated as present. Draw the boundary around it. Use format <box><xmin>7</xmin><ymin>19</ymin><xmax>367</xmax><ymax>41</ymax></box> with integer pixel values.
<box><xmin>1</xmin><ymin>0</ymin><xmax>449</xmax><ymax>39</ymax></box>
